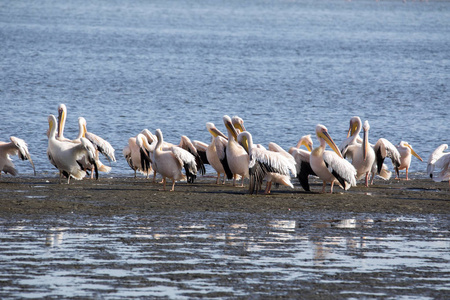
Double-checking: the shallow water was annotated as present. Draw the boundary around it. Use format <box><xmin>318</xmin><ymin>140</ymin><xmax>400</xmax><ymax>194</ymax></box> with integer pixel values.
<box><xmin>1</xmin><ymin>0</ymin><xmax>449</xmax><ymax>178</ymax></box>
<box><xmin>0</xmin><ymin>212</ymin><xmax>448</xmax><ymax>298</ymax></box>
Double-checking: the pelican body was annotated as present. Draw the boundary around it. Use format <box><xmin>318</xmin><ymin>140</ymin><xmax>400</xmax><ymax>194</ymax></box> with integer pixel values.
<box><xmin>395</xmin><ymin>141</ymin><xmax>423</xmax><ymax>180</ymax></box>
<box><xmin>427</xmin><ymin>144</ymin><xmax>450</xmax><ymax>187</ymax></box>
<box><xmin>0</xmin><ymin>136</ymin><xmax>36</xmax><ymax>177</ymax></box>
<box><xmin>205</xmin><ymin>122</ymin><xmax>232</xmax><ymax>184</ymax></box>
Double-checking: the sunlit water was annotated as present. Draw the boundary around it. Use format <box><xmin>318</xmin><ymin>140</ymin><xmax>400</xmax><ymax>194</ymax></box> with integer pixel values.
<box><xmin>0</xmin><ymin>212</ymin><xmax>448</xmax><ymax>298</ymax></box>
<box><xmin>1</xmin><ymin>0</ymin><xmax>449</xmax><ymax>178</ymax></box>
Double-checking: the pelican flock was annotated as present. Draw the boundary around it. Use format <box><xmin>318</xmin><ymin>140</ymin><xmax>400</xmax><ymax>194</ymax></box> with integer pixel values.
<box><xmin>1</xmin><ymin>105</ymin><xmax>447</xmax><ymax>192</ymax></box>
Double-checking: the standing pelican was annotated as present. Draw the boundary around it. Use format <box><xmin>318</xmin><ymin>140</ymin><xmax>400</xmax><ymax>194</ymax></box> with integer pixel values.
<box><xmin>153</xmin><ymin>129</ymin><xmax>197</xmax><ymax>191</ymax></box>
<box><xmin>309</xmin><ymin>124</ymin><xmax>356</xmax><ymax>193</ymax></box>
<box><xmin>123</xmin><ymin>131</ymin><xmax>153</xmax><ymax>178</ymax></box>
<box><xmin>0</xmin><ymin>136</ymin><xmax>36</xmax><ymax>177</ymax></box>
<box><xmin>341</xmin><ymin>116</ymin><xmax>400</xmax><ymax>184</ymax></box>
<box><xmin>205</xmin><ymin>122</ymin><xmax>232</xmax><ymax>184</ymax></box>
<box><xmin>395</xmin><ymin>141</ymin><xmax>423</xmax><ymax>180</ymax></box>
<box><xmin>47</xmin><ymin>115</ymin><xmax>98</xmax><ymax>184</ymax></box>
<box><xmin>264</xmin><ymin>142</ymin><xmax>297</xmax><ymax>194</ymax></box>
<box><xmin>341</xmin><ymin>120</ymin><xmax>376</xmax><ymax>187</ymax></box>
<box><xmin>223</xmin><ymin>115</ymin><xmax>249</xmax><ymax>187</ymax></box>
<box><xmin>427</xmin><ymin>144</ymin><xmax>450</xmax><ymax>187</ymax></box>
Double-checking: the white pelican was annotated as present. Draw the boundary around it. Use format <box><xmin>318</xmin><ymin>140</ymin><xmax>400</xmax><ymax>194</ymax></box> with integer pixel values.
<box><xmin>46</xmin><ymin>115</ymin><xmax>98</xmax><ymax>184</ymax></box>
<box><xmin>223</xmin><ymin>115</ymin><xmax>249</xmax><ymax>187</ymax></box>
<box><xmin>263</xmin><ymin>141</ymin><xmax>297</xmax><ymax>194</ymax></box>
<box><xmin>288</xmin><ymin>135</ymin><xmax>314</xmax><ymax>191</ymax></box>
<box><xmin>341</xmin><ymin>120</ymin><xmax>376</xmax><ymax>187</ymax></box>
<box><xmin>395</xmin><ymin>141</ymin><xmax>423</xmax><ymax>180</ymax></box>
<box><xmin>123</xmin><ymin>131</ymin><xmax>153</xmax><ymax>178</ymax></box>
<box><xmin>205</xmin><ymin>122</ymin><xmax>232</xmax><ymax>184</ymax></box>
<box><xmin>341</xmin><ymin>116</ymin><xmax>400</xmax><ymax>184</ymax></box>
<box><xmin>153</xmin><ymin>129</ymin><xmax>197</xmax><ymax>191</ymax></box>
<box><xmin>427</xmin><ymin>144</ymin><xmax>450</xmax><ymax>187</ymax></box>
<box><xmin>308</xmin><ymin>124</ymin><xmax>357</xmax><ymax>193</ymax></box>
<box><xmin>237</xmin><ymin>132</ymin><xmax>295</xmax><ymax>194</ymax></box>
<box><xmin>0</xmin><ymin>136</ymin><xmax>36</xmax><ymax>177</ymax></box>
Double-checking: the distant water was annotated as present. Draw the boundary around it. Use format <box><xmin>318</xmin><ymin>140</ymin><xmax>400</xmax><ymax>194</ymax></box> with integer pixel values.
<box><xmin>1</xmin><ymin>0</ymin><xmax>449</xmax><ymax>177</ymax></box>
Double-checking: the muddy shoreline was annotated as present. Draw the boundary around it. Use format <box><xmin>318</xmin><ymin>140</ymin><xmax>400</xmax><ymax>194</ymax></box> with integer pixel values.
<box><xmin>1</xmin><ymin>176</ymin><xmax>448</xmax><ymax>217</ymax></box>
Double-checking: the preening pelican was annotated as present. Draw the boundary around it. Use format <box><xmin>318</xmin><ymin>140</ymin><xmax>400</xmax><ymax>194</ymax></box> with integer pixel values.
<box><xmin>153</xmin><ymin>129</ymin><xmax>197</xmax><ymax>191</ymax></box>
<box><xmin>238</xmin><ymin>132</ymin><xmax>296</xmax><ymax>194</ymax></box>
<box><xmin>427</xmin><ymin>144</ymin><xmax>450</xmax><ymax>187</ymax></box>
<box><xmin>341</xmin><ymin>120</ymin><xmax>376</xmax><ymax>187</ymax></box>
<box><xmin>0</xmin><ymin>136</ymin><xmax>36</xmax><ymax>177</ymax></box>
<box><xmin>205</xmin><ymin>122</ymin><xmax>232</xmax><ymax>184</ymax></box>
<box><xmin>395</xmin><ymin>141</ymin><xmax>423</xmax><ymax>180</ymax></box>
<box><xmin>47</xmin><ymin>115</ymin><xmax>98</xmax><ymax>184</ymax></box>
<box><xmin>309</xmin><ymin>124</ymin><xmax>357</xmax><ymax>193</ymax></box>
<box><xmin>223</xmin><ymin>115</ymin><xmax>249</xmax><ymax>187</ymax></box>
<box><xmin>264</xmin><ymin>141</ymin><xmax>297</xmax><ymax>194</ymax></box>
<box><xmin>123</xmin><ymin>131</ymin><xmax>153</xmax><ymax>178</ymax></box>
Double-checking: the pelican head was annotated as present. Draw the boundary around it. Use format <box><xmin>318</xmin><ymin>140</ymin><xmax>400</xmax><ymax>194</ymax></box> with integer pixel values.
<box><xmin>347</xmin><ymin>116</ymin><xmax>362</xmax><ymax>138</ymax></box>
<box><xmin>223</xmin><ymin>115</ymin><xmax>238</xmax><ymax>140</ymax></box>
<box><xmin>299</xmin><ymin>135</ymin><xmax>313</xmax><ymax>152</ymax></box>
<box><xmin>206</xmin><ymin>122</ymin><xmax>228</xmax><ymax>139</ymax></box>
<box><xmin>316</xmin><ymin>124</ymin><xmax>343</xmax><ymax>158</ymax></box>
<box><xmin>363</xmin><ymin>120</ymin><xmax>370</xmax><ymax>161</ymax></box>
<box><xmin>78</xmin><ymin>117</ymin><xmax>88</xmax><ymax>137</ymax></box>
<box><xmin>231</xmin><ymin>116</ymin><xmax>246</xmax><ymax>133</ymax></box>
<box><xmin>400</xmin><ymin>141</ymin><xmax>423</xmax><ymax>161</ymax></box>
<box><xmin>237</xmin><ymin>131</ymin><xmax>251</xmax><ymax>154</ymax></box>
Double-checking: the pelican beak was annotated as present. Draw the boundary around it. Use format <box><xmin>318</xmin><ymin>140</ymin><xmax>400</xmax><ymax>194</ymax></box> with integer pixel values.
<box><xmin>363</xmin><ymin>127</ymin><xmax>368</xmax><ymax>161</ymax></box>
<box><xmin>82</xmin><ymin>124</ymin><xmax>87</xmax><ymax>138</ymax></box>
<box><xmin>319</xmin><ymin>130</ymin><xmax>343</xmax><ymax>158</ymax></box>
<box><xmin>208</xmin><ymin>126</ymin><xmax>228</xmax><ymax>139</ymax></box>
<box><xmin>241</xmin><ymin>135</ymin><xmax>250</xmax><ymax>154</ymax></box>
<box><xmin>302</xmin><ymin>141</ymin><xmax>312</xmax><ymax>152</ymax></box>
<box><xmin>57</xmin><ymin>108</ymin><xmax>65</xmax><ymax>138</ymax></box>
<box><xmin>235</xmin><ymin>122</ymin><xmax>246</xmax><ymax>132</ymax></box>
<box><xmin>346</xmin><ymin>127</ymin><xmax>352</xmax><ymax>138</ymax></box>
<box><xmin>224</xmin><ymin>118</ymin><xmax>238</xmax><ymax>140</ymax></box>
<box><xmin>408</xmin><ymin>145</ymin><xmax>423</xmax><ymax>162</ymax></box>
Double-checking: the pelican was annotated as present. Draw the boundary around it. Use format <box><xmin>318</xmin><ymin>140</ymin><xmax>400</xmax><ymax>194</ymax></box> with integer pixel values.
<box><xmin>288</xmin><ymin>135</ymin><xmax>314</xmax><ymax>191</ymax></box>
<box><xmin>123</xmin><ymin>131</ymin><xmax>153</xmax><ymax>178</ymax></box>
<box><xmin>46</xmin><ymin>115</ymin><xmax>98</xmax><ymax>184</ymax></box>
<box><xmin>153</xmin><ymin>129</ymin><xmax>197</xmax><ymax>191</ymax></box>
<box><xmin>341</xmin><ymin>120</ymin><xmax>376</xmax><ymax>187</ymax></box>
<box><xmin>263</xmin><ymin>141</ymin><xmax>297</xmax><ymax>194</ymax></box>
<box><xmin>395</xmin><ymin>141</ymin><xmax>423</xmax><ymax>180</ymax></box>
<box><xmin>341</xmin><ymin>116</ymin><xmax>400</xmax><ymax>184</ymax></box>
<box><xmin>0</xmin><ymin>136</ymin><xmax>36</xmax><ymax>177</ymax></box>
<box><xmin>205</xmin><ymin>122</ymin><xmax>232</xmax><ymax>184</ymax></box>
<box><xmin>223</xmin><ymin>115</ymin><xmax>249</xmax><ymax>187</ymax></box>
<box><xmin>427</xmin><ymin>144</ymin><xmax>450</xmax><ymax>187</ymax></box>
<box><xmin>307</xmin><ymin>124</ymin><xmax>357</xmax><ymax>193</ymax></box>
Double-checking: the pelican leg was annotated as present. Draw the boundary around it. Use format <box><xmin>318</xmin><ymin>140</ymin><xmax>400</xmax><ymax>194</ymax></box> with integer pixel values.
<box><xmin>152</xmin><ymin>170</ymin><xmax>157</xmax><ymax>183</ymax></box>
<box><xmin>134</xmin><ymin>169</ymin><xmax>137</xmax><ymax>178</ymax></box>
<box><xmin>365</xmin><ymin>172</ymin><xmax>370</xmax><ymax>187</ymax></box>
<box><xmin>405</xmin><ymin>168</ymin><xmax>410</xmax><ymax>181</ymax></box>
<box><xmin>233</xmin><ymin>174</ymin><xmax>237</xmax><ymax>186</ymax></box>
<box><xmin>240</xmin><ymin>176</ymin><xmax>245</xmax><ymax>187</ymax></box>
<box><xmin>370</xmin><ymin>172</ymin><xmax>375</xmax><ymax>185</ymax></box>
<box><xmin>264</xmin><ymin>182</ymin><xmax>272</xmax><ymax>194</ymax></box>
<box><xmin>321</xmin><ymin>181</ymin><xmax>327</xmax><ymax>193</ymax></box>
<box><xmin>222</xmin><ymin>173</ymin><xmax>226</xmax><ymax>185</ymax></box>
<box><xmin>161</xmin><ymin>178</ymin><xmax>166</xmax><ymax>191</ymax></box>
<box><xmin>330</xmin><ymin>181</ymin><xmax>335</xmax><ymax>194</ymax></box>
<box><xmin>170</xmin><ymin>180</ymin><xmax>175</xmax><ymax>192</ymax></box>
<box><xmin>216</xmin><ymin>172</ymin><xmax>220</xmax><ymax>184</ymax></box>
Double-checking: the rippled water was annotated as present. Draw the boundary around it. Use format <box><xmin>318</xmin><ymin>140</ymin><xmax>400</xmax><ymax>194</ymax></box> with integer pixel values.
<box><xmin>1</xmin><ymin>0</ymin><xmax>449</xmax><ymax>177</ymax></box>
<box><xmin>0</xmin><ymin>212</ymin><xmax>448</xmax><ymax>298</ymax></box>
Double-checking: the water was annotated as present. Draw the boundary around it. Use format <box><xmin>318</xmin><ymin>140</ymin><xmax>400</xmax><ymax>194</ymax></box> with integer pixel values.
<box><xmin>1</xmin><ymin>0</ymin><xmax>449</xmax><ymax>177</ymax></box>
<box><xmin>0</xmin><ymin>212</ymin><xmax>448</xmax><ymax>299</ymax></box>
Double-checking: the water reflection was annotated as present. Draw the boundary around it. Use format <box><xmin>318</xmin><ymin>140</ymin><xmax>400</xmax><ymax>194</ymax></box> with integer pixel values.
<box><xmin>0</xmin><ymin>214</ymin><xmax>448</xmax><ymax>299</ymax></box>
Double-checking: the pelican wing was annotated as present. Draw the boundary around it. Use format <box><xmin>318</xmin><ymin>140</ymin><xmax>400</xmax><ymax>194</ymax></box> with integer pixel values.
<box><xmin>179</xmin><ymin>136</ymin><xmax>206</xmax><ymax>176</ymax></box>
<box><xmin>427</xmin><ymin>144</ymin><xmax>448</xmax><ymax>177</ymax></box>
<box><xmin>171</xmin><ymin>146</ymin><xmax>198</xmax><ymax>183</ymax></box>
<box><xmin>9</xmin><ymin>136</ymin><xmax>36</xmax><ymax>175</ymax></box>
<box><xmin>290</xmin><ymin>149</ymin><xmax>315</xmax><ymax>191</ymax></box>
<box><xmin>374</xmin><ymin>138</ymin><xmax>401</xmax><ymax>173</ymax></box>
<box><xmin>323</xmin><ymin>151</ymin><xmax>357</xmax><ymax>189</ymax></box>
<box><xmin>192</xmin><ymin>140</ymin><xmax>209</xmax><ymax>165</ymax></box>
<box><xmin>84</xmin><ymin>131</ymin><xmax>116</xmax><ymax>162</ymax></box>
<box><xmin>341</xmin><ymin>144</ymin><xmax>359</xmax><ymax>160</ymax></box>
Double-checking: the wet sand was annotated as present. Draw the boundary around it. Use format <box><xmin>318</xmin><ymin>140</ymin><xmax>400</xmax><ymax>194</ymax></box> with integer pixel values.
<box><xmin>1</xmin><ymin>175</ymin><xmax>448</xmax><ymax>217</ymax></box>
